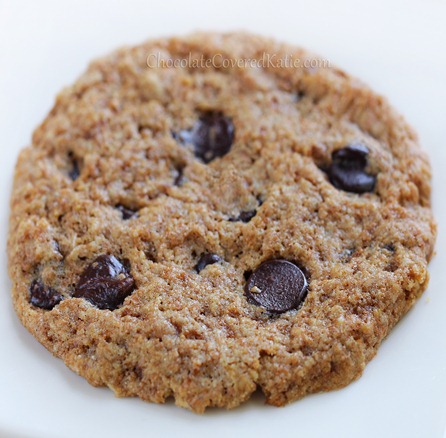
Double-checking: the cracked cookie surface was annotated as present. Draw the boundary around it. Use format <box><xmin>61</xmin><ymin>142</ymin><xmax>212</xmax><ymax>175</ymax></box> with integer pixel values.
<box><xmin>8</xmin><ymin>32</ymin><xmax>436</xmax><ymax>412</ymax></box>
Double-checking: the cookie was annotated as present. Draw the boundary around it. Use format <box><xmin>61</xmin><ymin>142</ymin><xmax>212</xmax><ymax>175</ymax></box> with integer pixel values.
<box><xmin>8</xmin><ymin>32</ymin><xmax>436</xmax><ymax>413</ymax></box>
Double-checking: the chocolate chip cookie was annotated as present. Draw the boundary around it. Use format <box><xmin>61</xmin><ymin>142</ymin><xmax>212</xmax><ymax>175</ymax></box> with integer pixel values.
<box><xmin>8</xmin><ymin>32</ymin><xmax>436</xmax><ymax>413</ymax></box>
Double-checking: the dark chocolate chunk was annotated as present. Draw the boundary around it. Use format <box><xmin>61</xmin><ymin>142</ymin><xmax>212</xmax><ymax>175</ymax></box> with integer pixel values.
<box><xmin>195</xmin><ymin>253</ymin><xmax>222</xmax><ymax>273</ymax></box>
<box><xmin>29</xmin><ymin>279</ymin><xmax>64</xmax><ymax>310</ymax></box>
<box><xmin>245</xmin><ymin>260</ymin><xmax>308</xmax><ymax>313</ymax></box>
<box><xmin>327</xmin><ymin>144</ymin><xmax>376</xmax><ymax>193</ymax></box>
<box><xmin>116</xmin><ymin>204</ymin><xmax>137</xmax><ymax>220</ymax></box>
<box><xmin>74</xmin><ymin>255</ymin><xmax>136</xmax><ymax>310</ymax></box>
<box><xmin>177</xmin><ymin>111</ymin><xmax>234</xmax><ymax>163</ymax></box>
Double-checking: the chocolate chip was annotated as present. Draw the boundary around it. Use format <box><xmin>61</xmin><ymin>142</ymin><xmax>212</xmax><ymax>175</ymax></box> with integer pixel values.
<box><xmin>229</xmin><ymin>209</ymin><xmax>257</xmax><ymax>223</ymax></box>
<box><xmin>68</xmin><ymin>151</ymin><xmax>80</xmax><ymax>181</ymax></box>
<box><xmin>69</xmin><ymin>165</ymin><xmax>80</xmax><ymax>181</ymax></box>
<box><xmin>327</xmin><ymin>144</ymin><xmax>376</xmax><ymax>193</ymax></box>
<box><xmin>383</xmin><ymin>243</ymin><xmax>396</xmax><ymax>252</ymax></box>
<box><xmin>29</xmin><ymin>280</ymin><xmax>64</xmax><ymax>310</ymax></box>
<box><xmin>240</xmin><ymin>210</ymin><xmax>257</xmax><ymax>222</ymax></box>
<box><xmin>245</xmin><ymin>260</ymin><xmax>308</xmax><ymax>313</ymax></box>
<box><xmin>73</xmin><ymin>255</ymin><xmax>136</xmax><ymax>310</ymax></box>
<box><xmin>195</xmin><ymin>253</ymin><xmax>221</xmax><ymax>273</ymax></box>
<box><xmin>229</xmin><ymin>198</ymin><xmax>263</xmax><ymax>223</ymax></box>
<box><xmin>116</xmin><ymin>204</ymin><xmax>137</xmax><ymax>220</ymax></box>
<box><xmin>177</xmin><ymin>112</ymin><xmax>234</xmax><ymax>163</ymax></box>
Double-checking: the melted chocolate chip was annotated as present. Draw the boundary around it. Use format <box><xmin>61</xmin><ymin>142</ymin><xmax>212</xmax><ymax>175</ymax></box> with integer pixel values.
<box><xmin>229</xmin><ymin>209</ymin><xmax>257</xmax><ymax>223</ymax></box>
<box><xmin>29</xmin><ymin>280</ymin><xmax>64</xmax><ymax>310</ymax></box>
<box><xmin>195</xmin><ymin>253</ymin><xmax>221</xmax><ymax>273</ymax></box>
<box><xmin>177</xmin><ymin>112</ymin><xmax>234</xmax><ymax>163</ymax></box>
<box><xmin>73</xmin><ymin>255</ymin><xmax>136</xmax><ymax>310</ymax></box>
<box><xmin>245</xmin><ymin>260</ymin><xmax>308</xmax><ymax>313</ymax></box>
<box><xmin>327</xmin><ymin>144</ymin><xmax>376</xmax><ymax>193</ymax></box>
<box><xmin>116</xmin><ymin>204</ymin><xmax>137</xmax><ymax>220</ymax></box>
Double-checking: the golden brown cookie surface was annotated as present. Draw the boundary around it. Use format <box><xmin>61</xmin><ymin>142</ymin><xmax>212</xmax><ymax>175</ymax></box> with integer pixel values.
<box><xmin>8</xmin><ymin>32</ymin><xmax>436</xmax><ymax>412</ymax></box>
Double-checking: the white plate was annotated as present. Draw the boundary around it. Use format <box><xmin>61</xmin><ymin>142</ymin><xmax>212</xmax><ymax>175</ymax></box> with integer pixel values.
<box><xmin>1</xmin><ymin>0</ymin><xmax>445</xmax><ymax>437</ymax></box>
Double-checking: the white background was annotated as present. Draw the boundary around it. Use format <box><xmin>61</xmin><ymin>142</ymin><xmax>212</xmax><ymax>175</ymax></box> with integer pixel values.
<box><xmin>1</xmin><ymin>0</ymin><xmax>445</xmax><ymax>437</ymax></box>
